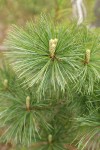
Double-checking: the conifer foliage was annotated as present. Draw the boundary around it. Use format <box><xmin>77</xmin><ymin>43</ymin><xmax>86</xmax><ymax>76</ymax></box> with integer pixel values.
<box><xmin>0</xmin><ymin>16</ymin><xmax>100</xmax><ymax>150</ymax></box>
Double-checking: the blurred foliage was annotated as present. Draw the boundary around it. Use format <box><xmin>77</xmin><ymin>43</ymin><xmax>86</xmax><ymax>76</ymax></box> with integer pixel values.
<box><xmin>0</xmin><ymin>0</ymin><xmax>70</xmax><ymax>24</ymax></box>
<box><xmin>0</xmin><ymin>0</ymin><xmax>96</xmax><ymax>25</ymax></box>
<box><xmin>0</xmin><ymin>0</ymin><xmax>99</xmax><ymax>45</ymax></box>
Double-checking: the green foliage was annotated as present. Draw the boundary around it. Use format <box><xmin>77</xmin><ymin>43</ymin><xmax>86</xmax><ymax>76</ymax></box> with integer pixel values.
<box><xmin>0</xmin><ymin>16</ymin><xmax>100</xmax><ymax>149</ymax></box>
<box><xmin>75</xmin><ymin>84</ymin><xmax>100</xmax><ymax>149</ymax></box>
<box><xmin>76</xmin><ymin>107</ymin><xmax>100</xmax><ymax>150</ymax></box>
<box><xmin>4</xmin><ymin>21</ymin><xmax>78</xmax><ymax>95</ymax></box>
<box><xmin>73</xmin><ymin>27</ymin><xmax>100</xmax><ymax>94</ymax></box>
<box><xmin>0</xmin><ymin>62</ymin><xmax>76</xmax><ymax>149</ymax></box>
<box><xmin>4</xmin><ymin>16</ymin><xmax>100</xmax><ymax>96</ymax></box>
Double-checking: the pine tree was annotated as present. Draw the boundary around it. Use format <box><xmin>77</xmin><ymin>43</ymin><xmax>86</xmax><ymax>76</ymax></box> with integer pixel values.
<box><xmin>0</xmin><ymin>15</ymin><xmax>100</xmax><ymax>150</ymax></box>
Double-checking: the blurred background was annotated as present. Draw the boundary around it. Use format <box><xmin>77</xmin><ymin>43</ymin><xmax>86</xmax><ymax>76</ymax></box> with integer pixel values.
<box><xmin>0</xmin><ymin>0</ymin><xmax>99</xmax><ymax>45</ymax></box>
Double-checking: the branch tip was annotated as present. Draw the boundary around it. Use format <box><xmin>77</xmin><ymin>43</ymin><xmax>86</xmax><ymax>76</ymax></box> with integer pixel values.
<box><xmin>49</xmin><ymin>38</ymin><xmax>58</xmax><ymax>58</ymax></box>
<box><xmin>84</xmin><ymin>49</ymin><xmax>91</xmax><ymax>64</ymax></box>
<box><xmin>48</xmin><ymin>134</ymin><xmax>53</xmax><ymax>144</ymax></box>
<box><xmin>26</xmin><ymin>96</ymin><xmax>30</xmax><ymax>111</ymax></box>
<box><xmin>3</xmin><ymin>79</ymin><xmax>8</xmax><ymax>89</ymax></box>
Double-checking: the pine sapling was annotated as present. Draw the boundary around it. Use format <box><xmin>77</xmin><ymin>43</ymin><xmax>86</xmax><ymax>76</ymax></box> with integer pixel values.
<box><xmin>0</xmin><ymin>15</ymin><xmax>99</xmax><ymax>150</ymax></box>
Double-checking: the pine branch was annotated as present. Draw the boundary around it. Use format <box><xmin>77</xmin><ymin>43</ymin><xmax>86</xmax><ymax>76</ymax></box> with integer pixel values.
<box><xmin>4</xmin><ymin>16</ymin><xmax>82</xmax><ymax>95</ymax></box>
<box><xmin>4</xmin><ymin>16</ymin><xmax>100</xmax><ymax>96</ymax></box>
<box><xmin>0</xmin><ymin>15</ymin><xmax>100</xmax><ymax>149</ymax></box>
<box><xmin>76</xmin><ymin>98</ymin><xmax>100</xmax><ymax>150</ymax></box>
<box><xmin>0</xmin><ymin>62</ymin><xmax>76</xmax><ymax>148</ymax></box>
